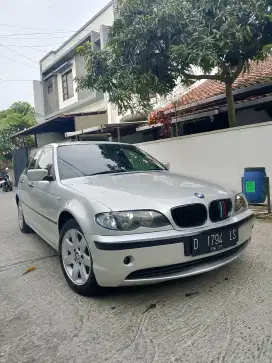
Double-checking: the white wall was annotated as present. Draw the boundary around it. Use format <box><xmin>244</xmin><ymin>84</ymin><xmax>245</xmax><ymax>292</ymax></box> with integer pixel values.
<box><xmin>33</xmin><ymin>80</ymin><xmax>45</xmax><ymax>124</ymax></box>
<box><xmin>36</xmin><ymin>132</ymin><xmax>65</xmax><ymax>148</ymax></box>
<box><xmin>137</xmin><ymin>121</ymin><xmax>272</xmax><ymax>193</ymax></box>
<box><xmin>74</xmin><ymin>113</ymin><xmax>108</xmax><ymax>131</ymax></box>
<box><xmin>106</xmin><ymin>95</ymin><xmax>119</xmax><ymax>123</ymax></box>
<box><xmin>41</xmin><ymin>4</ymin><xmax>114</xmax><ymax>72</ymax></box>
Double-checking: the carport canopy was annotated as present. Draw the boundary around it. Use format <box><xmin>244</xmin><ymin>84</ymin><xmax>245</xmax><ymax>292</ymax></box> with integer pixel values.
<box><xmin>10</xmin><ymin>110</ymin><xmax>107</xmax><ymax>138</ymax></box>
<box><xmin>65</xmin><ymin>121</ymin><xmax>147</xmax><ymax>142</ymax></box>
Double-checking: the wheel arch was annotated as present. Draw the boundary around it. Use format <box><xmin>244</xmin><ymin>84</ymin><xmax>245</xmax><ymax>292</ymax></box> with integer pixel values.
<box><xmin>58</xmin><ymin>206</ymin><xmax>89</xmax><ymax>236</ymax></box>
<box><xmin>58</xmin><ymin>210</ymin><xmax>77</xmax><ymax>234</ymax></box>
<box><xmin>58</xmin><ymin>197</ymin><xmax>99</xmax><ymax>237</ymax></box>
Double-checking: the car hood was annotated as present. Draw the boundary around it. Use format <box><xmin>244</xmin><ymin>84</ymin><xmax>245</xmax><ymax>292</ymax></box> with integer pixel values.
<box><xmin>62</xmin><ymin>171</ymin><xmax>232</xmax><ymax>211</ymax></box>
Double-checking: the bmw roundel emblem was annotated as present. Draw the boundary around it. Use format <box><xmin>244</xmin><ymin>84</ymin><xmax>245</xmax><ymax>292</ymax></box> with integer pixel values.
<box><xmin>195</xmin><ymin>193</ymin><xmax>205</xmax><ymax>199</ymax></box>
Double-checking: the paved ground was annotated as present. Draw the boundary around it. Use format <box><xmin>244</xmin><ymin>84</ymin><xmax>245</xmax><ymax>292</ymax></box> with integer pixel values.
<box><xmin>1</xmin><ymin>191</ymin><xmax>272</xmax><ymax>363</ymax></box>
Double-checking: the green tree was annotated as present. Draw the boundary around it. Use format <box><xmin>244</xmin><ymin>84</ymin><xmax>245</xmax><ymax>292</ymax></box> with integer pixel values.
<box><xmin>9</xmin><ymin>101</ymin><xmax>34</xmax><ymax>117</ymax></box>
<box><xmin>77</xmin><ymin>0</ymin><xmax>272</xmax><ymax>127</ymax></box>
<box><xmin>0</xmin><ymin>102</ymin><xmax>36</xmax><ymax>161</ymax></box>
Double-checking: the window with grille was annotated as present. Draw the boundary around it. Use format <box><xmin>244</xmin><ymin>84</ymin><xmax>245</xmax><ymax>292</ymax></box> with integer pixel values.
<box><xmin>62</xmin><ymin>69</ymin><xmax>74</xmax><ymax>101</ymax></box>
<box><xmin>47</xmin><ymin>79</ymin><xmax>53</xmax><ymax>94</ymax></box>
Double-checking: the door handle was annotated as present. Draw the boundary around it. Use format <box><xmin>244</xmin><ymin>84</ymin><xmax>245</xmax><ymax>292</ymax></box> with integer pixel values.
<box><xmin>19</xmin><ymin>179</ymin><xmax>24</xmax><ymax>183</ymax></box>
<box><xmin>28</xmin><ymin>182</ymin><xmax>34</xmax><ymax>188</ymax></box>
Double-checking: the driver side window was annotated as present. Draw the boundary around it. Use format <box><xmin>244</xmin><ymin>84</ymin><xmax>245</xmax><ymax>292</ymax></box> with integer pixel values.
<box><xmin>37</xmin><ymin>147</ymin><xmax>54</xmax><ymax>176</ymax></box>
<box><xmin>28</xmin><ymin>149</ymin><xmax>43</xmax><ymax>170</ymax></box>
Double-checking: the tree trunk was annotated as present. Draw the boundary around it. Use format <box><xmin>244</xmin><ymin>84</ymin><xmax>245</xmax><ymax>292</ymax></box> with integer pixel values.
<box><xmin>174</xmin><ymin>104</ymin><xmax>178</xmax><ymax>137</ymax></box>
<box><xmin>225</xmin><ymin>82</ymin><xmax>236</xmax><ymax>128</ymax></box>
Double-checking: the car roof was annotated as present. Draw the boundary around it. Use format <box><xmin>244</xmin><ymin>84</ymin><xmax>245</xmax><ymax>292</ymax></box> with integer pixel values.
<box><xmin>48</xmin><ymin>141</ymin><xmax>134</xmax><ymax>148</ymax></box>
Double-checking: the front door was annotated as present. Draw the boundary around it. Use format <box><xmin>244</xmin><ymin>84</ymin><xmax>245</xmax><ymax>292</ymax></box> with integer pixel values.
<box><xmin>30</xmin><ymin>146</ymin><xmax>59</xmax><ymax>248</ymax></box>
<box><xmin>19</xmin><ymin>148</ymin><xmax>43</xmax><ymax>226</ymax></box>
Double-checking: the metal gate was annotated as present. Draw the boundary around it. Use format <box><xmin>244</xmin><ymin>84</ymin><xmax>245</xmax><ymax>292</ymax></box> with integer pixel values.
<box><xmin>13</xmin><ymin>147</ymin><xmax>28</xmax><ymax>187</ymax></box>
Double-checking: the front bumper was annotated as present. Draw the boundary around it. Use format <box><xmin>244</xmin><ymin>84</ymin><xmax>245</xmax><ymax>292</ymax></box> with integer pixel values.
<box><xmin>85</xmin><ymin>211</ymin><xmax>254</xmax><ymax>287</ymax></box>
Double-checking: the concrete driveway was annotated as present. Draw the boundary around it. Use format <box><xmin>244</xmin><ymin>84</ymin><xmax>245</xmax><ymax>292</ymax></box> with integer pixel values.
<box><xmin>1</xmin><ymin>191</ymin><xmax>272</xmax><ymax>363</ymax></box>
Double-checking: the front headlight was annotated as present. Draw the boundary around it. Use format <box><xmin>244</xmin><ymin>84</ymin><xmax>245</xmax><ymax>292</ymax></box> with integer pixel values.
<box><xmin>95</xmin><ymin>210</ymin><xmax>170</xmax><ymax>231</ymax></box>
<box><xmin>234</xmin><ymin>193</ymin><xmax>248</xmax><ymax>213</ymax></box>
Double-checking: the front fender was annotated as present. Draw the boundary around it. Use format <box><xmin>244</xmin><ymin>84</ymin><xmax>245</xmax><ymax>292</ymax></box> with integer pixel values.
<box><xmin>59</xmin><ymin>197</ymin><xmax>110</xmax><ymax>235</ymax></box>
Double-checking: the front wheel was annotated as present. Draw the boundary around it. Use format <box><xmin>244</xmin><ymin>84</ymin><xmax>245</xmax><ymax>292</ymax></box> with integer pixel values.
<box><xmin>59</xmin><ymin>219</ymin><xmax>100</xmax><ymax>296</ymax></box>
<box><xmin>18</xmin><ymin>201</ymin><xmax>32</xmax><ymax>233</ymax></box>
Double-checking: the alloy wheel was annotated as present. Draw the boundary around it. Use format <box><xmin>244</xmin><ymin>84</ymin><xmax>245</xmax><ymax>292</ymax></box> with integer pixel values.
<box><xmin>61</xmin><ymin>229</ymin><xmax>92</xmax><ymax>286</ymax></box>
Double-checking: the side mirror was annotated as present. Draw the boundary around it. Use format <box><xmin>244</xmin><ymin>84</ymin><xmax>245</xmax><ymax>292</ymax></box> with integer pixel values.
<box><xmin>27</xmin><ymin>169</ymin><xmax>49</xmax><ymax>182</ymax></box>
<box><xmin>43</xmin><ymin>175</ymin><xmax>54</xmax><ymax>182</ymax></box>
<box><xmin>162</xmin><ymin>162</ymin><xmax>170</xmax><ymax>170</ymax></box>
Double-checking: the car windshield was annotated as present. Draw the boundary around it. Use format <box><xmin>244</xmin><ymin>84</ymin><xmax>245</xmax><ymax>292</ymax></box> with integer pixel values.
<box><xmin>57</xmin><ymin>143</ymin><xmax>164</xmax><ymax>180</ymax></box>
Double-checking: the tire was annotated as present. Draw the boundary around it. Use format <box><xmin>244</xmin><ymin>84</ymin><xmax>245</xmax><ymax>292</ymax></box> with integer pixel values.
<box><xmin>59</xmin><ymin>219</ymin><xmax>101</xmax><ymax>296</ymax></box>
<box><xmin>18</xmin><ymin>201</ymin><xmax>32</xmax><ymax>233</ymax></box>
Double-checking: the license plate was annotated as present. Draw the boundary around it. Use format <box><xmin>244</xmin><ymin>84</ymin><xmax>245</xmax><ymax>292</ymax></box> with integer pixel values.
<box><xmin>191</xmin><ymin>227</ymin><xmax>238</xmax><ymax>256</ymax></box>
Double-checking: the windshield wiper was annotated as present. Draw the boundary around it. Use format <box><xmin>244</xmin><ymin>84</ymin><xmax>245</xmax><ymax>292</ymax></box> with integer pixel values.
<box><xmin>89</xmin><ymin>170</ymin><xmax>128</xmax><ymax>176</ymax></box>
<box><xmin>89</xmin><ymin>168</ymin><xmax>163</xmax><ymax>176</ymax></box>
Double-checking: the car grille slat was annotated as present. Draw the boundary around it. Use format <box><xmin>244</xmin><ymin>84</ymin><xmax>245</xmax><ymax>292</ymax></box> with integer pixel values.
<box><xmin>209</xmin><ymin>199</ymin><xmax>232</xmax><ymax>222</ymax></box>
<box><xmin>171</xmin><ymin>203</ymin><xmax>207</xmax><ymax>228</ymax></box>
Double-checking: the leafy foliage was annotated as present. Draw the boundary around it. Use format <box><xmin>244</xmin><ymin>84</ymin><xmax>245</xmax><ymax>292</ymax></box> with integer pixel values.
<box><xmin>0</xmin><ymin>102</ymin><xmax>36</xmax><ymax>161</ymax></box>
<box><xmin>78</xmin><ymin>0</ymin><xmax>272</xmax><ymax>127</ymax></box>
<box><xmin>9</xmin><ymin>101</ymin><xmax>34</xmax><ymax>116</ymax></box>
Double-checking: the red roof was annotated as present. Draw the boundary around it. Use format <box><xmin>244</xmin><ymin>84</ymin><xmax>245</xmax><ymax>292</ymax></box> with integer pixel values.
<box><xmin>164</xmin><ymin>57</ymin><xmax>272</xmax><ymax>112</ymax></box>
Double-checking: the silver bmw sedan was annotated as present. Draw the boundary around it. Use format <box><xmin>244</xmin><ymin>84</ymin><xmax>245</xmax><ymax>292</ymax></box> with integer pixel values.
<box><xmin>16</xmin><ymin>142</ymin><xmax>254</xmax><ymax>296</ymax></box>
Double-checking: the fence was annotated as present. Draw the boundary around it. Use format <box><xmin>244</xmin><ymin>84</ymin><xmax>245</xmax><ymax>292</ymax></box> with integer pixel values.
<box><xmin>138</xmin><ymin>121</ymin><xmax>272</xmax><ymax>193</ymax></box>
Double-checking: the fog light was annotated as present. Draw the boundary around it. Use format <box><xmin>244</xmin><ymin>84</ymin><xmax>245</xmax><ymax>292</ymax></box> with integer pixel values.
<box><xmin>123</xmin><ymin>256</ymin><xmax>133</xmax><ymax>265</ymax></box>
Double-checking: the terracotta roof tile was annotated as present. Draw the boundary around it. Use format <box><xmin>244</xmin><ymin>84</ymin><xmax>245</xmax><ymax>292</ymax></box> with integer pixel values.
<box><xmin>165</xmin><ymin>57</ymin><xmax>272</xmax><ymax>112</ymax></box>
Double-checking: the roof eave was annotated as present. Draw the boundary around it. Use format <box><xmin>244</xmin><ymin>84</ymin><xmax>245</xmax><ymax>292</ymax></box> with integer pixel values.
<box><xmin>40</xmin><ymin>1</ymin><xmax>113</xmax><ymax>65</ymax></box>
<box><xmin>10</xmin><ymin>110</ymin><xmax>107</xmax><ymax>138</ymax></box>
<box><xmin>164</xmin><ymin>80</ymin><xmax>272</xmax><ymax>116</ymax></box>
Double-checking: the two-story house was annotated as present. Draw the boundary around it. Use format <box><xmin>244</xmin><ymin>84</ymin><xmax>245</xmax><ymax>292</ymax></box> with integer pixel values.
<box><xmin>12</xmin><ymin>0</ymin><xmax>149</xmax><ymax>149</ymax></box>
<box><xmin>33</xmin><ymin>1</ymin><xmax>118</xmax><ymax>130</ymax></box>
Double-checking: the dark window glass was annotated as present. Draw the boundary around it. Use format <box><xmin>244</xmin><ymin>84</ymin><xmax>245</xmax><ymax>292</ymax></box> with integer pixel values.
<box><xmin>57</xmin><ymin>144</ymin><xmax>164</xmax><ymax>180</ymax></box>
<box><xmin>62</xmin><ymin>69</ymin><xmax>74</xmax><ymax>101</ymax></box>
<box><xmin>67</xmin><ymin>71</ymin><xmax>74</xmax><ymax>99</ymax></box>
<box><xmin>47</xmin><ymin>80</ymin><xmax>53</xmax><ymax>94</ymax></box>
<box><xmin>37</xmin><ymin>147</ymin><xmax>53</xmax><ymax>175</ymax></box>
